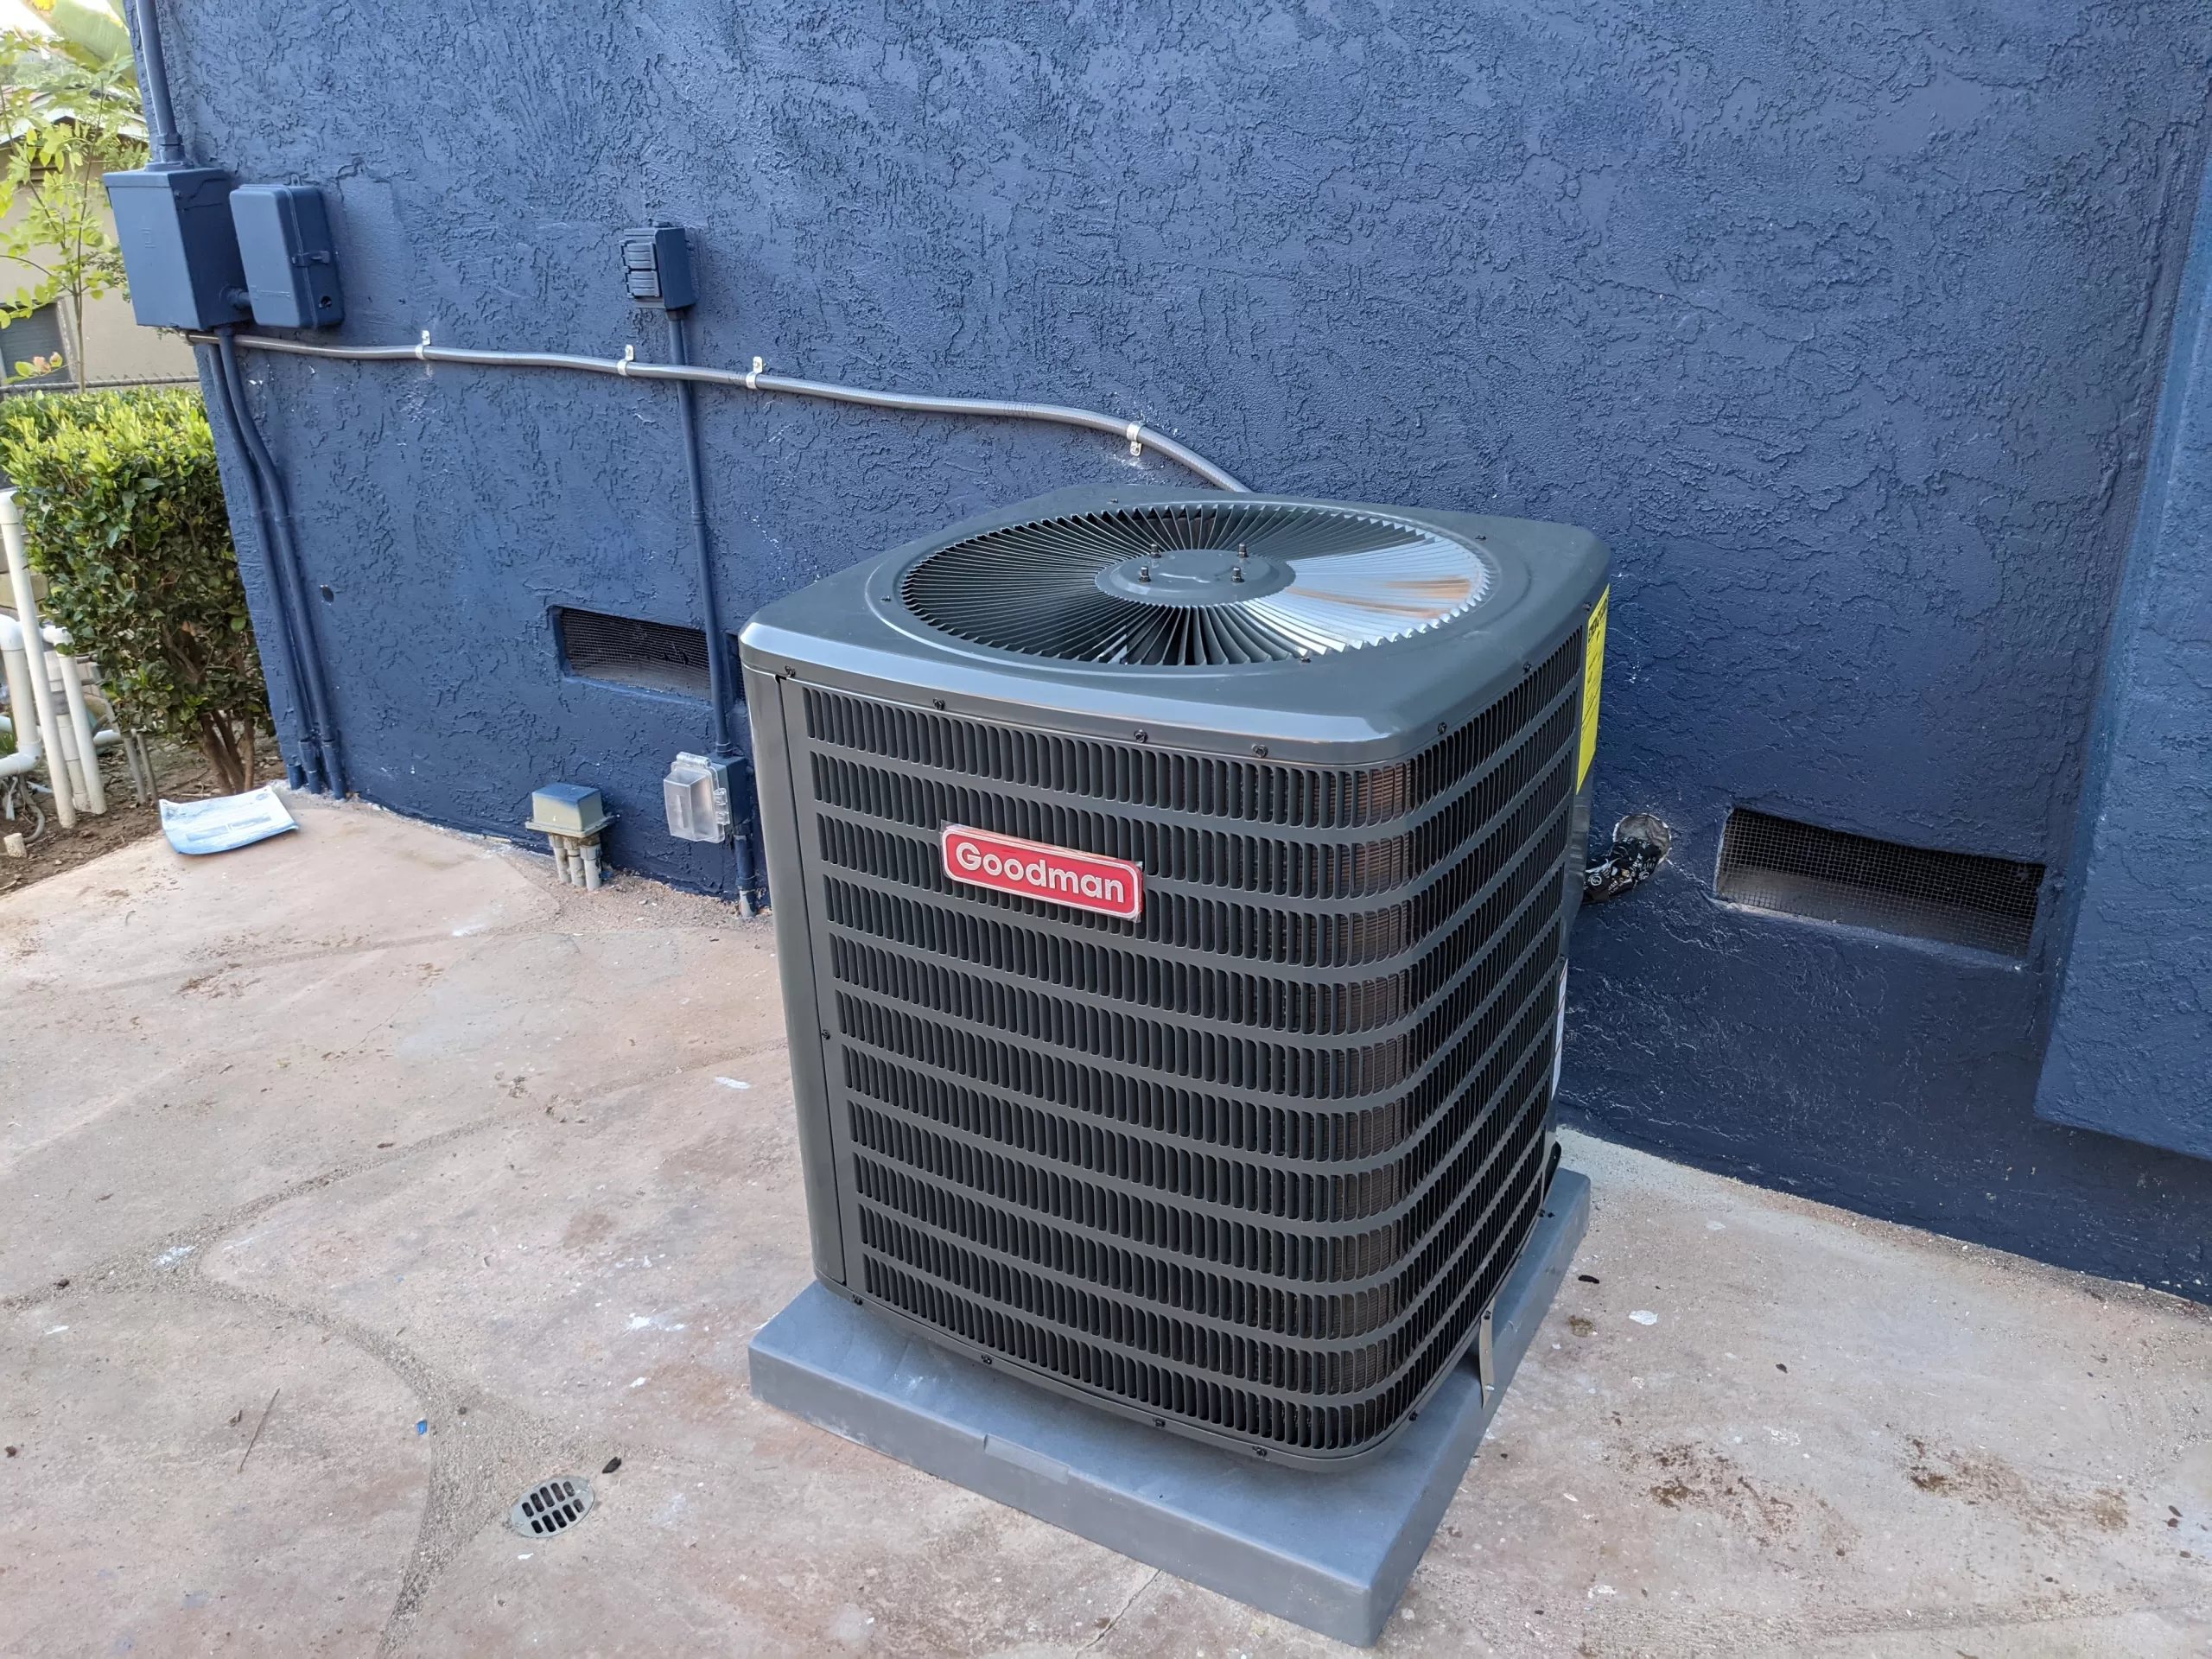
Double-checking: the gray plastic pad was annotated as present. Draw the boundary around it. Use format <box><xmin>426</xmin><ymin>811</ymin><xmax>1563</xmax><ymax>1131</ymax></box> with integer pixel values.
<box><xmin>749</xmin><ymin>1168</ymin><xmax>1590</xmax><ymax>1646</ymax></box>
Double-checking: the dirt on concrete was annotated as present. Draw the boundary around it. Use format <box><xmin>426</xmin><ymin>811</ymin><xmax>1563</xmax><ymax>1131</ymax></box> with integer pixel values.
<box><xmin>3</xmin><ymin>797</ymin><xmax>2210</xmax><ymax>1656</ymax></box>
<box><xmin>0</xmin><ymin>734</ymin><xmax>286</xmax><ymax>899</ymax></box>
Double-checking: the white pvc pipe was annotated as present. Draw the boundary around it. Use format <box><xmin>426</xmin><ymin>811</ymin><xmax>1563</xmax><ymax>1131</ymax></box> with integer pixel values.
<box><xmin>0</xmin><ymin>613</ymin><xmax>41</xmax><ymax>781</ymax></box>
<box><xmin>42</xmin><ymin>624</ymin><xmax>105</xmax><ymax>814</ymax></box>
<box><xmin>0</xmin><ymin>490</ymin><xmax>71</xmax><ymax>826</ymax></box>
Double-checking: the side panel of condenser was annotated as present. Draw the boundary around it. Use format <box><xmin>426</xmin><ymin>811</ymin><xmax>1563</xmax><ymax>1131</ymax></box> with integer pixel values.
<box><xmin>747</xmin><ymin>663</ymin><xmax>847</xmax><ymax>1282</ymax></box>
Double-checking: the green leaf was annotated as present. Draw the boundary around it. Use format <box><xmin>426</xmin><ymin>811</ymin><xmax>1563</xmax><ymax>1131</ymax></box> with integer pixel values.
<box><xmin>0</xmin><ymin>387</ymin><xmax>269</xmax><ymax>749</ymax></box>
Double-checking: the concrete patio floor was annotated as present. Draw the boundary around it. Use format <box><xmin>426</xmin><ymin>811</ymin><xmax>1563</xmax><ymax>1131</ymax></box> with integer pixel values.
<box><xmin>3</xmin><ymin>796</ymin><xmax>2209</xmax><ymax>1657</ymax></box>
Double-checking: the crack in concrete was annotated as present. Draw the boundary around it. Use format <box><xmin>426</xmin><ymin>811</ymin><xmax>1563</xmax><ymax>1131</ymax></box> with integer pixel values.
<box><xmin>6</xmin><ymin>912</ymin><xmax>753</xmax><ymax>1001</ymax></box>
<box><xmin>2</xmin><ymin>1112</ymin><xmax>581</xmax><ymax>1653</ymax></box>
<box><xmin>1076</xmin><ymin>1566</ymin><xmax>1160</xmax><ymax>1650</ymax></box>
<box><xmin>4</xmin><ymin>1058</ymin><xmax>788</xmax><ymax>1654</ymax></box>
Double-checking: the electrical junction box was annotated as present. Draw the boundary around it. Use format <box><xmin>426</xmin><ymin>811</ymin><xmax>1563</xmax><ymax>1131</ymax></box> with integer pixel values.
<box><xmin>619</xmin><ymin>226</ymin><xmax>695</xmax><ymax>309</ymax></box>
<box><xmin>524</xmin><ymin>783</ymin><xmax>610</xmax><ymax>838</ymax></box>
<box><xmin>230</xmin><ymin>184</ymin><xmax>343</xmax><ymax>328</ymax></box>
<box><xmin>102</xmin><ymin>167</ymin><xmax>250</xmax><ymax>329</ymax></box>
<box><xmin>663</xmin><ymin>752</ymin><xmax>732</xmax><ymax>842</ymax></box>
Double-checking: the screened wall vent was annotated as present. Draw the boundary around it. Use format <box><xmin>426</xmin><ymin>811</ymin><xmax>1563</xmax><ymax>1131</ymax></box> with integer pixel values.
<box><xmin>1715</xmin><ymin>808</ymin><xmax>2042</xmax><ymax>957</ymax></box>
<box><xmin>556</xmin><ymin>607</ymin><xmax>712</xmax><ymax>698</ymax></box>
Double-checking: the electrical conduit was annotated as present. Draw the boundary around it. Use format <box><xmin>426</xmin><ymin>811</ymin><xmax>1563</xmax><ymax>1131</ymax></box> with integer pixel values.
<box><xmin>664</xmin><ymin>308</ymin><xmax>760</xmax><ymax>913</ymax></box>
<box><xmin>212</xmin><ymin>331</ymin><xmax>344</xmax><ymax>793</ymax></box>
<box><xmin>200</xmin><ymin>340</ymin><xmax>315</xmax><ymax>791</ymax></box>
<box><xmin>192</xmin><ymin>332</ymin><xmax>1249</xmax><ymax>493</ymax></box>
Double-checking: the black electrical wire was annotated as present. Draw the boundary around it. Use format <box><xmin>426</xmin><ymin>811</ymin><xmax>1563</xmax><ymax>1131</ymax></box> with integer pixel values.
<box><xmin>214</xmin><ymin>328</ymin><xmax>346</xmax><ymax>795</ymax></box>
<box><xmin>199</xmin><ymin>339</ymin><xmax>316</xmax><ymax>791</ymax></box>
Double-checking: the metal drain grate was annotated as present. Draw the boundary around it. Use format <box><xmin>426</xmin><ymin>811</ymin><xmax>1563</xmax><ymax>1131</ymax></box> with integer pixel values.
<box><xmin>1715</xmin><ymin>808</ymin><xmax>2043</xmax><ymax>957</ymax></box>
<box><xmin>508</xmin><ymin>1476</ymin><xmax>594</xmax><ymax>1538</ymax></box>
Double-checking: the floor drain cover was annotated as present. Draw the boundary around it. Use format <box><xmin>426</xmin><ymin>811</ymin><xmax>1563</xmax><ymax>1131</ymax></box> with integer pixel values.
<box><xmin>509</xmin><ymin>1476</ymin><xmax>594</xmax><ymax>1538</ymax></box>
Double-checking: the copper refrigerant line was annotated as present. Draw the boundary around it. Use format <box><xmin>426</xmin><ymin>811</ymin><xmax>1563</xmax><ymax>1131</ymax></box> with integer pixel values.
<box><xmin>188</xmin><ymin>330</ymin><xmax>1251</xmax><ymax>493</ymax></box>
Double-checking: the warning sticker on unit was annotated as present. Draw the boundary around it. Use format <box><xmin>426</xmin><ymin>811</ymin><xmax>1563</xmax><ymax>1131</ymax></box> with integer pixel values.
<box><xmin>1579</xmin><ymin>588</ymin><xmax>1608</xmax><ymax>788</ymax></box>
<box><xmin>942</xmin><ymin>824</ymin><xmax>1144</xmax><ymax>919</ymax></box>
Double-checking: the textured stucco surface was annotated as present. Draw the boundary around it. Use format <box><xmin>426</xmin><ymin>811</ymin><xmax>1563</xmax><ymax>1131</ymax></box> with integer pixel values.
<box><xmin>2035</xmin><ymin>157</ymin><xmax>2212</xmax><ymax>1160</ymax></box>
<box><xmin>152</xmin><ymin>3</ymin><xmax>2212</xmax><ymax>1286</ymax></box>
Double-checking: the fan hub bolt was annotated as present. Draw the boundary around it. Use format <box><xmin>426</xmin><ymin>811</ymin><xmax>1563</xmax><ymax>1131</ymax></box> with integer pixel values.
<box><xmin>1096</xmin><ymin>544</ymin><xmax>1294</xmax><ymax>607</ymax></box>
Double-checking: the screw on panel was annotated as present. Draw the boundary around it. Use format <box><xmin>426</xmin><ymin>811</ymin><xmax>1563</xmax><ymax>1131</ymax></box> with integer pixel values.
<box><xmin>1252</xmin><ymin>744</ymin><xmax>1268</xmax><ymax>757</ymax></box>
<box><xmin>1133</xmin><ymin>729</ymin><xmax>1148</xmax><ymax>742</ymax></box>
<box><xmin>932</xmin><ymin>699</ymin><xmax>946</xmax><ymax>710</ymax></box>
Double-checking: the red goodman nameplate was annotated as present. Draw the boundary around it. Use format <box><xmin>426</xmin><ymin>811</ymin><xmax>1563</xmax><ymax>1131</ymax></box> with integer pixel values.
<box><xmin>941</xmin><ymin>824</ymin><xmax>1144</xmax><ymax>919</ymax></box>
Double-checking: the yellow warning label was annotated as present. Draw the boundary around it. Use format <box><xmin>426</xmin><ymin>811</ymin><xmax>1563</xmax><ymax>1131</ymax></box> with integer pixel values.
<box><xmin>1578</xmin><ymin>588</ymin><xmax>1608</xmax><ymax>788</ymax></box>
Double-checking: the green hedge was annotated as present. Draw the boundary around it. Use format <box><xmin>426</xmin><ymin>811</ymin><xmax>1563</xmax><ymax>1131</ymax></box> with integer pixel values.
<box><xmin>0</xmin><ymin>387</ymin><xmax>270</xmax><ymax>793</ymax></box>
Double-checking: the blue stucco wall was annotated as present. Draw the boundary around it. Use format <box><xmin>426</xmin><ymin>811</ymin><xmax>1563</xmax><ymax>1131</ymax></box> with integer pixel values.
<box><xmin>2034</xmin><ymin>156</ymin><xmax>2212</xmax><ymax>1160</ymax></box>
<box><xmin>160</xmin><ymin>2</ymin><xmax>2212</xmax><ymax>1293</ymax></box>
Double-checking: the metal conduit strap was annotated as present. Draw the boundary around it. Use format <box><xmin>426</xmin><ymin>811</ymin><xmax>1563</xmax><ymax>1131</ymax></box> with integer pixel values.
<box><xmin>187</xmin><ymin>332</ymin><xmax>1251</xmax><ymax>493</ymax></box>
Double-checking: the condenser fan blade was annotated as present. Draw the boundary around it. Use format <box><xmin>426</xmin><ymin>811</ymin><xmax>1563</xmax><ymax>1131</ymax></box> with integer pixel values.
<box><xmin>901</xmin><ymin>502</ymin><xmax>1491</xmax><ymax>665</ymax></box>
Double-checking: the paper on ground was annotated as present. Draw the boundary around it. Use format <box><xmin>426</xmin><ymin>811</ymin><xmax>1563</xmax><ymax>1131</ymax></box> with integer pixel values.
<box><xmin>159</xmin><ymin>786</ymin><xmax>297</xmax><ymax>855</ymax></box>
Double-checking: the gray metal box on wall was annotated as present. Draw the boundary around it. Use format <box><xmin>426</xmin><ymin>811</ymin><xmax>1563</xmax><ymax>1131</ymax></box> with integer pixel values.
<box><xmin>102</xmin><ymin>167</ymin><xmax>249</xmax><ymax>330</ymax></box>
<box><xmin>740</xmin><ymin>483</ymin><xmax>1609</xmax><ymax>1471</ymax></box>
<box><xmin>230</xmin><ymin>184</ymin><xmax>344</xmax><ymax>328</ymax></box>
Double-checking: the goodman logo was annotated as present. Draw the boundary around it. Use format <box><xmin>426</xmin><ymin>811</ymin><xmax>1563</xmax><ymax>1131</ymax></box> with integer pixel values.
<box><xmin>941</xmin><ymin>824</ymin><xmax>1144</xmax><ymax>920</ymax></box>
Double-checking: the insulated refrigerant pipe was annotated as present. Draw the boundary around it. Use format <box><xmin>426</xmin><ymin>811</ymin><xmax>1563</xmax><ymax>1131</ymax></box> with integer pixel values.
<box><xmin>0</xmin><ymin>492</ymin><xmax>75</xmax><ymax>827</ymax></box>
<box><xmin>212</xmin><ymin>330</ymin><xmax>346</xmax><ymax>794</ymax></box>
<box><xmin>189</xmin><ymin>331</ymin><xmax>1251</xmax><ymax>493</ymax></box>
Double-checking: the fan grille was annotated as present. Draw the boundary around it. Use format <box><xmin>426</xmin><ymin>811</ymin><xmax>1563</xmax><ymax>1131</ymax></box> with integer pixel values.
<box><xmin>901</xmin><ymin>502</ymin><xmax>1490</xmax><ymax>665</ymax></box>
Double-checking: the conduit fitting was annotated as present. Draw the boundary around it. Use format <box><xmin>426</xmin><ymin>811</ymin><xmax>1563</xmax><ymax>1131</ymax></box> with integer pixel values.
<box><xmin>1583</xmin><ymin>812</ymin><xmax>1674</xmax><ymax>905</ymax></box>
<box><xmin>526</xmin><ymin>783</ymin><xmax>612</xmax><ymax>891</ymax></box>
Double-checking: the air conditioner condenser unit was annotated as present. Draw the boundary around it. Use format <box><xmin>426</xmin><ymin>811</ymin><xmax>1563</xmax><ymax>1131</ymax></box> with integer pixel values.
<box><xmin>741</xmin><ymin>485</ymin><xmax>1608</xmax><ymax>1469</ymax></box>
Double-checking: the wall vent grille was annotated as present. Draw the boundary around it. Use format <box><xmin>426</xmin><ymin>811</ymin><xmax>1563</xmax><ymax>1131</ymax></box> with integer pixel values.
<box><xmin>556</xmin><ymin>607</ymin><xmax>713</xmax><ymax>698</ymax></box>
<box><xmin>1716</xmin><ymin>809</ymin><xmax>2042</xmax><ymax>957</ymax></box>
